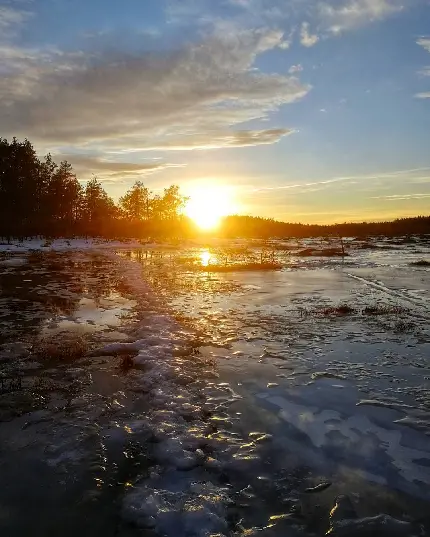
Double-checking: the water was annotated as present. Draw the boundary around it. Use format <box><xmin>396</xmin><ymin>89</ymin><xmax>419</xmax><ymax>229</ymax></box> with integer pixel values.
<box><xmin>120</xmin><ymin>237</ymin><xmax>430</xmax><ymax>532</ymax></box>
<box><xmin>0</xmin><ymin>238</ymin><xmax>429</xmax><ymax>536</ymax></box>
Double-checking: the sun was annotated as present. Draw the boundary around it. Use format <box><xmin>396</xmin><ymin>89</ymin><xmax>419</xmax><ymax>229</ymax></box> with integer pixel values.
<box><xmin>185</xmin><ymin>184</ymin><xmax>236</xmax><ymax>230</ymax></box>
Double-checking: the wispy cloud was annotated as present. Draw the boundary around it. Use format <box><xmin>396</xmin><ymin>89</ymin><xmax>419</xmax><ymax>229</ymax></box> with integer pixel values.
<box><xmin>417</xmin><ymin>37</ymin><xmax>430</xmax><ymax>53</ymax></box>
<box><xmin>319</xmin><ymin>0</ymin><xmax>404</xmax><ymax>34</ymax></box>
<box><xmin>254</xmin><ymin>176</ymin><xmax>346</xmax><ymax>193</ymax></box>
<box><xmin>55</xmin><ymin>155</ymin><xmax>179</xmax><ymax>173</ymax></box>
<box><xmin>252</xmin><ymin>167</ymin><xmax>430</xmax><ymax>194</ymax></box>
<box><xmin>0</xmin><ymin>27</ymin><xmax>309</xmax><ymax>152</ymax></box>
<box><xmin>371</xmin><ymin>193</ymin><xmax>430</xmax><ymax>201</ymax></box>
<box><xmin>0</xmin><ymin>5</ymin><xmax>32</xmax><ymax>39</ymax></box>
<box><xmin>127</xmin><ymin>129</ymin><xmax>295</xmax><ymax>151</ymax></box>
<box><xmin>166</xmin><ymin>0</ymin><xmax>414</xmax><ymax>53</ymax></box>
<box><xmin>300</xmin><ymin>22</ymin><xmax>319</xmax><ymax>47</ymax></box>
<box><xmin>416</xmin><ymin>37</ymin><xmax>430</xmax><ymax>98</ymax></box>
<box><xmin>288</xmin><ymin>64</ymin><xmax>303</xmax><ymax>74</ymax></box>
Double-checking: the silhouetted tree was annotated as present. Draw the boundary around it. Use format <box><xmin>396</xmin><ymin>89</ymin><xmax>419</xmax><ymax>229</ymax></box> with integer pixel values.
<box><xmin>45</xmin><ymin>161</ymin><xmax>83</xmax><ymax>237</ymax></box>
<box><xmin>0</xmin><ymin>138</ymin><xmax>40</xmax><ymax>240</ymax></box>
<box><xmin>83</xmin><ymin>177</ymin><xmax>117</xmax><ymax>237</ymax></box>
<box><xmin>119</xmin><ymin>181</ymin><xmax>152</xmax><ymax>221</ymax></box>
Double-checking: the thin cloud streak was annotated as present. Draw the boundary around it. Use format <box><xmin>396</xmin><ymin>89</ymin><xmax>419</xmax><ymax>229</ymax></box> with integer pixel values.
<box><xmin>370</xmin><ymin>193</ymin><xmax>430</xmax><ymax>201</ymax></box>
<box><xmin>252</xmin><ymin>167</ymin><xmax>430</xmax><ymax>193</ymax></box>
<box><xmin>54</xmin><ymin>155</ymin><xmax>182</xmax><ymax>174</ymax></box>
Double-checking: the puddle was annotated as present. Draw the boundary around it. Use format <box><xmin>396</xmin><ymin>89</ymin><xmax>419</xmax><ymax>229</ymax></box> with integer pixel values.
<box><xmin>0</xmin><ymin>252</ymin><xmax>137</xmax><ymax>345</ymax></box>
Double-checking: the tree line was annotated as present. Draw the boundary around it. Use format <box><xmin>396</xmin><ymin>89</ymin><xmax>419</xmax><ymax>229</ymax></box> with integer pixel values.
<box><xmin>1</xmin><ymin>137</ymin><xmax>429</xmax><ymax>241</ymax></box>
<box><xmin>0</xmin><ymin>138</ymin><xmax>189</xmax><ymax>241</ymax></box>
<box><xmin>221</xmin><ymin>215</ymin><xmax>430</xmax><ymax>239</ymax></box>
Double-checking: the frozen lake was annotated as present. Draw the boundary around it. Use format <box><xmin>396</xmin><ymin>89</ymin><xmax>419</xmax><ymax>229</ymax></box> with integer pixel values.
<box><xmin>0</xmin><ymin>237</ymin><xmax>429</xmax><ymax>536</ymax></box>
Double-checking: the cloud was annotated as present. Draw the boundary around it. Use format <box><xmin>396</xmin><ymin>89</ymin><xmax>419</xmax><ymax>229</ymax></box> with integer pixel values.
<box><xmin>0</xmin><ymin>27</ymin><xmax>309</xmax><ymax>153</ymax></box>
<box><xmin>56</xmin><ymin>155</ymin><xmax>177</xmax><ymax>173</ymax></box>
<box><xmin>52</xmin><ymin>154</ymin><xmax>184</xmax><ymax>182</ymax></box>
<box><xmin>0</xmin><ymin>5</ymin><xmax>32</xmax><ymax>40</ymax></box>
<box><xmin>416</xmin><ymin>37</ymin><xmax>430</xmax><ymax>98</ymax></box>
<box><xmin>300</xmin><ymin>22</ymin><xmax>319</xmax><ymax>47</ymax></box>
<box><xmin>252</xmin><ymin>167</ymin><xmax>430</xmax><ymax>194</ymax></box>
<box><xmin>319</xmin><ymin>0</ymin><xmax>404</xmax><ymax>34</ymax></box>
<box><xmin>169</xmin><ymin>0</ymin><xmax>286</xmax><ymax>28</ymax></box>
<box><xmin>371</xmin><ymin>193</ymin><xmax>430</xmax><ymax>201</ymax></box>
<box><xmin>168</xmin><ymin>0</ymin><xmax>411</xmax><ymax>48</ymax></box>
<box><xmin>288</xmin><ymin>64</ymin><xmax>303</xmax><ymax>74</ymax></box>
<box><xmin>417</xmin><ymin>37</ymin><xmax>430</xmax><ymax>53</ymax></box>
<box><xmin>132</xmin><ymin>128</ymin><xmax>294</xmax><ymax>151</ymax></box>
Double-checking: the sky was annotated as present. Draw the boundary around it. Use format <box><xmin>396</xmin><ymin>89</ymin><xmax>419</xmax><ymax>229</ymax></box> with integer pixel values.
<box><xmin>1</xmin><ymin>0</ymin><xmax>430</xmax><ymax>224</ymax></box>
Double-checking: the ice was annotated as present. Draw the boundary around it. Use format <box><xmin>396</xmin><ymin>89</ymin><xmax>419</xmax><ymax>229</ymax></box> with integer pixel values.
<box><xmin>122</xmin><ymin>478</ymin><xmax>229</xmax><ymax>536</ymax></box>
<box><xmin>0</xmin><ymin>238</ymin><xmax>162</xmax><ymax>253</ymax></box>
<box><xmin>2</xmin><ymin>239</ymin><xmax>429</xmax><ymax>534</ymax></box>
<box><xmin>0</xmin><ymin>257</ymin><xmax>28</xmax><ymax>266</ymax></box>
<box><xmin>90</xmin><ymin>252</ymin><xmax>258</xmax><ymax>535</ymax></box>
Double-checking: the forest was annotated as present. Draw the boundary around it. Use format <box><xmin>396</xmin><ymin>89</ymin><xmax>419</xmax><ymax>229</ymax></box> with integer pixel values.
<box><xmin>0</xmin><ymin>138</ymin><xmax>190</xmax><ymax>240</ymax></box>
<box><xmin>221</xmin><ymin>215</ymin><xmax>430</xmax><ymax>239</ymax></box>
<box><xmin>1</xmin><ymin>137</ymin><xmax>429</xmax><ymax>241</ymax></box>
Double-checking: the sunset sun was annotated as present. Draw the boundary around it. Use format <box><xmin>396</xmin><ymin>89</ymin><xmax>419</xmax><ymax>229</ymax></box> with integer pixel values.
<box><xmin>185</xmin><ymin>185</ymin><xmax>236</xmax><ymax>230</ymax></box>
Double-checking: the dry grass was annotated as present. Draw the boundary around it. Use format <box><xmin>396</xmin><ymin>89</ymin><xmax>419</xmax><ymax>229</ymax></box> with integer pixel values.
<box><xmin>320</xmin><ymin>304</ymin><xmax>356</xmax><ymax>316</ymax></box>
<box><xmin>362</xmin><ymin>305</ymin><xmax>404</xmax><ymax>316</ymax></box>
<box><xmin>31</xmin><ymin>332</ymin><xmax>90</xmax><ymax>362</ymax></box>
<box><xmin>300</xmin><ymin>303</ymin><xmax>406</xmax><ymax>318</ymax></box>
<box><xmin>198</xmin><ymin>262</ymin><xmax>282</xmax><ymax>273</ymax></box>
<box><xmin>410</xmin><ymin>260</ymin><xmax>430</xmax><ymax>267</ymax></box>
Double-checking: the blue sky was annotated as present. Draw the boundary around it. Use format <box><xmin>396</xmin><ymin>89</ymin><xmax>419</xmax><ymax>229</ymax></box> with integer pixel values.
<box><xmin>1</xmin><ymin>0</ymin><xmax>430</xmax><ymax>223</ymax></box>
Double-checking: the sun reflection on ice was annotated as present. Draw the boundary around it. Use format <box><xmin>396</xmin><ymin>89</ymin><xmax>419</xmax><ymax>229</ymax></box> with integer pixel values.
<box><xmin>200</xmin><ymin>250</ymin><xmax>212</xmax><ymax>267</ymax></box>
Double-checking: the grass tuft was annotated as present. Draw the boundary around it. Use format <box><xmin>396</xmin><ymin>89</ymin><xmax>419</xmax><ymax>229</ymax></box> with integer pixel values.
<box><xmin>31</xmin><ymin>333</ymin><xmax>89</xmax><ymax>363</ymax></box>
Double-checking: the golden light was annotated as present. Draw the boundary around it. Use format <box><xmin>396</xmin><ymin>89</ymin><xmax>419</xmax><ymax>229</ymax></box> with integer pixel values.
<box><xmin>200</xmin><ymin>250</ymin><xmax>212</xmax><ymax>266</ymax></box>
<box><xmin>185</xmin><ymin>184</ymin><xmax>236</xmax><ymax>230</ymax></box>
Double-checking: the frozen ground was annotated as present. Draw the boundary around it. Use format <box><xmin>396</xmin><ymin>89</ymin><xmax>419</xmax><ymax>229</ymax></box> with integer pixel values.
<box><xmin>0</xmin><ymin>238</ymin><xmax>148</xmax><ymax>253</ymax></box>
<box><xmin>0</xmin><ymin>237</ymin><xmax>429</xmax><ymax>536</ymax></box>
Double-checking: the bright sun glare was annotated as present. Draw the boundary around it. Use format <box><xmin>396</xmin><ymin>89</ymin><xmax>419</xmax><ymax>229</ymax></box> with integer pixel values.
<box><xmin>185</xmin><ymin>185</ymin><xmax>235</xmax><ymax>230</ymax></box>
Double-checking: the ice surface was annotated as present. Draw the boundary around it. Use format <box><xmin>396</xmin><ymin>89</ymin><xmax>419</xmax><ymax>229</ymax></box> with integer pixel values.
<box><xmin>1</xmin><ymin>239</ymin><xmax>429</xmax><ymax>536</ymax></box>
<box><xmin>98</xmin><ymin>252</ymin><xmax>255</xmax><ymax>536</ymax></box>
<box><xmin>0</xmin><ymin>238</ymin><xmax>158</xmax><ymax>253</ymax></box>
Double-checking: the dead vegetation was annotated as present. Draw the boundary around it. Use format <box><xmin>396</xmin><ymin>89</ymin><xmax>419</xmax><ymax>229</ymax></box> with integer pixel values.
<box><xmin>410</xmin><ymin>260</ymin><xmax>430</xmax><ymax>267</ymax></box>
<box><xmin>362</xmin><ymin>305</ymin><xmax>404</xmax><ymax>316</ymax></box>
<box><xmin>31</xmin><ymin>332</ymin><xmax>90</xmax><ymax>363</ymax></box>
<box><xmin>321</xmin><ymin>304</ymin><xmax>356</xmax><ymax>315</ymax></box>
<box><xmin>295</xmin><ymin>247</ymin><xmax>348</xmax><ymax>258</ymax></box>
<box><xmin>300</xmin><ymin>303</ymin><xmax>407</xmax><ymax>318</ymax></box>
<box><xmin>198</xmin><ymin>261</ymin><xmax>282</xmax><ymax>272</ymax></box>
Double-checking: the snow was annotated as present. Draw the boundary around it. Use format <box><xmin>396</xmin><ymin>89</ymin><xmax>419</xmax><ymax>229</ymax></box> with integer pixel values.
<box><xmin>0</xmin><ymin>238</ymin><xmax>160</xmax><ymax>253</ymax></box>
<box><xmin>122</xmin><ymin>479</ymin><xmax>229</xmax><ymax>536</ymax></box>
<box><xmin>95</xmin><ymin>252</ymin><xmax>252</xmax><ymax>536</ymax></box>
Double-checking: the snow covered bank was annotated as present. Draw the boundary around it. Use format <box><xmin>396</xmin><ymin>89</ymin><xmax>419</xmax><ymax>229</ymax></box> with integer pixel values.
<box><xmin>0</xmin><ymin>238</ymin><xmax>159</xmax><ymax>253</ymax></box>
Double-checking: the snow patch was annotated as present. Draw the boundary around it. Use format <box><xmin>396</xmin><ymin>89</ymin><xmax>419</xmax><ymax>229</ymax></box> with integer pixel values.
<box><xmin>0</xmin><ymin>238</ymin><xmax>163</xmax><ymax>253</ymax></box>
<box><xmin>122</xmin><ymin>478</ymin><xmax>229</xmax><ymax>536</ymax></box>
<box><xmin>0</xmin><ymin>257</ymin><xmax>28</xmax><ymax>266</ymax></box>
<box><xmin>100</xmin><ymin>252</ymin><xmax>254</xmax><ymax>537</ymax></box>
